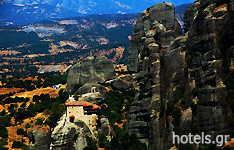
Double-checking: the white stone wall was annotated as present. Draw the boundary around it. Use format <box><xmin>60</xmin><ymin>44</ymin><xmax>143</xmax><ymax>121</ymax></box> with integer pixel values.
<box><xmin>66</xmin><ymin>106</ymin><xmax>84</xmax><ymax>119</ymax></box>
<box><xmin>66</xmin><ymin>106</ymin><xmax>98</xmax><ymax>131</ymax></box>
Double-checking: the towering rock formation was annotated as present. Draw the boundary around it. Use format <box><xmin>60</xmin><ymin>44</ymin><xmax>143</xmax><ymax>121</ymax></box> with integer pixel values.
<box><xmin>67</xmin><ymin>56</ymin><xmax>115</xmax><ymax>93</ymax></box>
<box><xmin>183</xmin><ymin>1</ymin><xmax>200</xmax><ymax>33</ymax></box>
<box><xmin>187</xmin><ymin>0</ymin><xmax>234</xmax><ymax>135</ymax></box>
<box><xmin>127</xmin><ymin>2</ymin><xmax>182</xmax><ymax>72</ymax></box>
<box><xmin>127</xmin><ymin>0</ymin><xmax>234</xmax><ymax>149</ymax></box>
<box><xmin>127</xmin><ymin>2</ymin><xmax>185</xmax><ymax>149</ymax></box>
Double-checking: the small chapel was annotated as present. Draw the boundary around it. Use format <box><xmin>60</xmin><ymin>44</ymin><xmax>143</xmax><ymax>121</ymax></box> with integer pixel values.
<box><xmin>65</xmin><ymin>88</ymin><xmax>101</xmax><ymax>129</ymax></box>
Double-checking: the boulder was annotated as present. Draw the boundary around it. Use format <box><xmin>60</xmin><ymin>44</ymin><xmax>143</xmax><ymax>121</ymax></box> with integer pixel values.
<box><xmin>51</xmin><ymin>119</ymin><xmax>92</xmax><ymax>150</ymax></box>
<box><xmin>74</xmin><ymin>83</ymin><xmax>106</xmax><ymax>96</ymax></box>
<box><xmin>73</xmin><ymin>134</ymin><xmax>87</xmax><ymax>150</ymax></box>
<box><xmin>28</xmin><ymin>128</ymin><xmax>52</xmax><ymax>150</ymax></box>
<box><xmin>67</xmin><ymin>56</ymin><xmax>115</xmax><ymax>93</ymax></box>
<box><xmin>74</xmin><ymin>83</ymin><xmax>106</xmax><ymax>104</ymax></box>
<box><xmin>113</xmin><ymin>75</ymin><xmax>134</xmax><ymax>90</ymax></box>
<box><xmin>113</xmin><ymin>78</ymin><xmax>131</xmax><ymax>90</ymax></box>
<box><xmin>100</xmin><ymin>116</ymin><xmax>114</xmax><ymax>137</ymax></box>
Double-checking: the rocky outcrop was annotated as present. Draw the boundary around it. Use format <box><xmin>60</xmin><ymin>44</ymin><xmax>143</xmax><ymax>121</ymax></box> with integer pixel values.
<box><xmin>73</xmin><ymin>134</ymin><xmax>88</xmax><ymax>150</ymax></box>
<box><xmin>67</xmin><ymin>56</ymin><xmax>115</xmax><ymax>93</ymax></box>
<box><xmin>75</xmin><ymin>83</ymin><xmax>106</xmax><ymax>96</ymax></box>
<box><xmin>127</xmin><ymin>2</ymin><xmax>187</xmax><ymax>149</ymax></box>
<box><xmin>74</xmin><ymin>83</ymin><xmax>106</xmax><ymax>105</ymax></box>
<box><xmin>127</xmin><ymin>0</ymin><xmax>234</xmax><ymax>150</ymax></box>
<box><xmin>51</xmin><ymin>117</ymin><xmax>93</xmax><ymax>150</ymax></box>
<box><xmin>100</xmin><ymin>116</ymin><xmax>114</xmax><ymax>138</ymax></box>
<box><xmin>127</xmin><ymin>2</ymin><xmax>182</xmax><ymax>72</ymax></box>
<box><xmin>187</xmin><ymin>0</ymin><xmax>233</xmax><ymax>136</ymax></box>
<box><xmin>113</xmin><ymin>74</ymin><xmax>135</xmax><ymax>90</ymax></box>
<box><xmin>184</xmin><ymin>1</ymin><xmax>200</xmax><ymax>33</ymax></box>
<box><xmin>28</xmin><ymin>128</ymin><xmax>52</xmax><ymax>150</ymax></box>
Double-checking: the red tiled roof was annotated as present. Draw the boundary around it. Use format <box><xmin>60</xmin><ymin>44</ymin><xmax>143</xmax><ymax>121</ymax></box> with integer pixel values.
<box><xmin>65</xmin><ymin>100</ymin><xmax>101</xmax><ymax>109</ymax></box>
<box><xmin>92</xmin><ymin>105</ymin><xmax>100</xmax><ymax>109</ymax></box>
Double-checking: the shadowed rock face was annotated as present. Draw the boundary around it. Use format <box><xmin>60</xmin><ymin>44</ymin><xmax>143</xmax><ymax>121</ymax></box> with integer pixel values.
<box><xmin>184</xmin><ymin>1</ymin><xmax>200</xmax><ymax>33</ymax></box>
<box><xmin>67</xmin><ymin>56</ymin><xmax>115</xmax><ymax>93</ymax></box>
<box><xmin>187</xmin><ymin>0</ymin><xmax>234</xmax><ymax>135</ymax></box>
<box><xmin>127</xmin><ymin>0</ymin><xmax>234</xmax><ymax>149</ymax></box>
<box><xmin>113</xmin><ymin>74</ymin><xmax>135</xmax><ymax>90</ymax></box>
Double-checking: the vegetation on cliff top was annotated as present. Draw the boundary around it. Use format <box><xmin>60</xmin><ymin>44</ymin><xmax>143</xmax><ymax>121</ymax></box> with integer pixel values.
<box><xmin>0</xmin><ymin>73</ymin><xmax>69</xmax><ymax>149</ymax></box>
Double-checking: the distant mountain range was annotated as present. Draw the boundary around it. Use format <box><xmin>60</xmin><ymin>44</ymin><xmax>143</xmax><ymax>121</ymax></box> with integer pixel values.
<box><xmin>0</xmin><ymin>0</ymin><xmax>195</xmax><ymax>25</ymax></box>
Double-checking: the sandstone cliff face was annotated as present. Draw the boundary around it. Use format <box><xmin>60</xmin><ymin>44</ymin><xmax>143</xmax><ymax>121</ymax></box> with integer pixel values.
<box><xmin>67</xmin><ymin>56</ymin><xmax>115</xmax><ymax>93</ymax></box>
<box><xmin>127</xmin><ymin>0</ymin><xmax>234</xmax><ymax>149</ymax></box>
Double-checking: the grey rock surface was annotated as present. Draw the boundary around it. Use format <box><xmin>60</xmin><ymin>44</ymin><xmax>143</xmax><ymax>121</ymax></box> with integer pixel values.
<box><xmin>28</xmin><ymin>128</ymin><xmax>52</xmax><ymax>150</ymax></box>
<box><xmin>127</xmin><ymin>2</ymin><xmax>187</xmax><ymax>149</ymax></box>
<box><xmin>51</xmin><ymin>120</ymin><xmax>92</xmax><ymax>150</ymax></box>
<box><xmin>187</xmin><ymin>0</ymin><xmax>233</xmax><ymax>135</ymax></box>
<box><xmin>67</xmin><ymin>56</ymin><xmax>115</xmax><ymax>93</ymax></box>
<box><xmin>127</xmin><ymin>0</ymin><xmax>234</xmax><ymax>150</ymax></box>
<box><xmin>74</xmin><ymin>83</ymin><xmax>106</xmax><ymax>96</ymax></box>
<box><xmin>74</xmin><ymin>83</ymin><xmax>106</xmax><ymax>104</ymax></box>
<box><xmin>100</xmin><ymin>116</ymin><xmax>114</xmax><ymax>137</ymax></box>
<box><xmin>113</xmin><ymin>75</ymin><xmax>134</xmax><ymax>90</ymax></box>
<box><xmin>184</xmin><ymin>1</ymin><xmax>200</xmax><ymax>33</ymax></box>
<box><xmin>127</xmin><ymin>2</ymin><xmax>182</xmax><ymax>72</ymax></box>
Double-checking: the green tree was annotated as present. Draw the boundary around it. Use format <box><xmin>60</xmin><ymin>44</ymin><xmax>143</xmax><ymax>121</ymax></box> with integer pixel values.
<box><xmin>98</xmin><ymin>132</ymin><xmax>108</xmax><ymax>148</ymax></box>
<box><xmin>84</xmin><ymin>136</ymin><xmax>98</xmax><ymax>150</ymax></box>
<box><xmin>25</xmin><ymin>123</ymin><xmax>31</xmax><ymax>129</ymax></box>
<box><xmin>17</xmin><ymin>128</ymin><xmax>27</xmax><ymax>137</ymax></box>
<box><xmin>0</xmin><ymin>110</ymin><xmax>6</xmax><ymax>116</ymax></box>
<box><xmin>35</xmin><ymin>118</ymin><xmax>44</xmax><ymax>125</ymax></box>
<box><xmin>12</xmin><ymin>140</ymin><xmax>27</xmax><ymax>149</ymax></box>
<box><xmin>108</xmin><ymin>126</ymin><xmax>147</xmax><ymax>150</ymax></box>
<box><xmin>0</xmin><ymin>127</ymin><xmax>8</xmax><ymax>138</ymax></box>
<box><xmin>0</xmin><ymin>139</ymin><xmax>8</xmax><ymax>150</ymax></box>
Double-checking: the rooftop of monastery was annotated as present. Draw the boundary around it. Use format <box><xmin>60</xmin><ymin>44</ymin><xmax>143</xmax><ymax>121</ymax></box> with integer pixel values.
<box><xmin>65</xmin><ymin>100</ymin><xmax>101</xmax><ymax>109</ymax></box>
